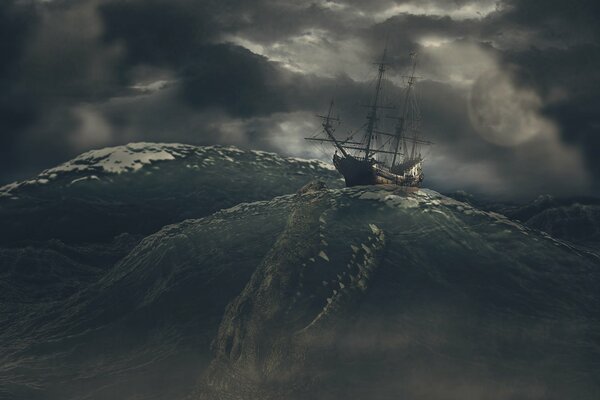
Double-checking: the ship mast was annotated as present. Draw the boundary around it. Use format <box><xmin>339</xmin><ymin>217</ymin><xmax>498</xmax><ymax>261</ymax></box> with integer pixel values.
<box><xmin>364</xmin><ymin>46</ymin><xmax>388</xmax><ymax>161</ymax></box>
<box><xmin>392</xmin><ymin>52</ymin><xmax>418</xmax><ymax>167</ymax></box>
<box><xmin>317</xmin><ymin>100</ymin><xmax>348</xmax><ymax>157</ymax></box>
<box><xmin>305</xmin><ymin>97</ymin><xmax>407</xmax><ymax>157</ymax></box>
<box><xmin>306</xmin><ymin>46</ymin><xmax>430</xmax><ymax>162</ymax></box>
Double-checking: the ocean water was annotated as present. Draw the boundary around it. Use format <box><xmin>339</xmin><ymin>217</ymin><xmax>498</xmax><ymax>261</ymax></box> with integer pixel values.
<box><xmin>1</xmin><ymin>144</ymin><xmax>598</xmax><ymax>400</ymax></box>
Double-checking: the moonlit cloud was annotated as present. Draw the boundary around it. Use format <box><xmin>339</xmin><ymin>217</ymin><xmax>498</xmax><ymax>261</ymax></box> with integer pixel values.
<box><xmin>225</xmin><ymin>32</ymin><xmax>371</xmax><ymax>79</ymax></box>
<box><xmin>130</xmin><ymin>80</ymin><xmax>175</xmax><ymax>94</ymax></box>
<box><xmin>267</xmin><ymin>112</ymin><xmax>324</xmax><ymax>158</ymax></box>
<box><xmin>70</xmin><ymin>105</ymin><xmax>113</xmax><ymax>150</ymax></box>
<box><xmin>419</xmin><ymin>41</ymin><xmax>498</xmax><ymax>86</ymax></box>
<box><xmin>468</xmin><ymin>67</ymin><xmax>551</xmax><ymax>147</ymax></box>
<box><xmin>418</xmin><ymin>37</ymin><xmax>452</xmax><ymax>48</ymax></box>
<box><xmin>375</xmin><ymin>1</ymin><xmax>501</xmax><ymax>22</ymax></box>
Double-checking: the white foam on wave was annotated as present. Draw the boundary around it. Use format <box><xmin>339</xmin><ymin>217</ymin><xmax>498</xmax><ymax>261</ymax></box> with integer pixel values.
<box><xmin>0</xmin><ymin>142</ymin><xmax>338</xmax><ymax>197</ymax></box>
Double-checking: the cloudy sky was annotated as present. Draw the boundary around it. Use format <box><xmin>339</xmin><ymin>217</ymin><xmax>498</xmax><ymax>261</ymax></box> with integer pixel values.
<box><xmin>1</xmin><ymin>0</ymin><xmax>599</xmax><ymax>199</ymax></box>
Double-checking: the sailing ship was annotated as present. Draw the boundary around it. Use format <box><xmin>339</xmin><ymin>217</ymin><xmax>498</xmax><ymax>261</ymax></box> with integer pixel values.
<box><xmin>305</xmin><ymin>50</ymin><xmax>432</xmax><ymax>187</ymax></box>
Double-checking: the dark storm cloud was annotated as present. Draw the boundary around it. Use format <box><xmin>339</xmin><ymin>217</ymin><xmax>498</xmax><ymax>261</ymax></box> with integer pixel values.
<box><xmin>0</xmin><ymin>1</ymin><xmax>35</xmax><ymax>77</ymax></box>
<box><xmin>495</xmin><ymin>0</ymin><xmax>600</xmax><ymax>46</ymax></box>
<box><xmin>0</xmin><ymin>0</ymin><xmax>598</xmax><ymax>198</ymax></box>
<box><xmin>99</xmin><ymin>0</ymin><xmax>350</xmax><ymax>117</ymax></box>
<box><xmin>99</xmin><ymin>1</ymin><xmax>294</xmax><ymax>116</ymax></box>
<box><xmin>99</xmin><ymin>0</ymin><xmax>210</xmax><ymax>67</ymax></box>
<box><xmin>180</xmin><ymin>45</ymin><xmax>291</xmax><ymax>117</ymax></box>
<box><xmin>0</xmin><ymin>1</ymin><xmax>38</xmax><ymax>175</ymax></box>
<box><xmin>492</xmin><ymin>0</ymin><xmax>600</xmax><ymax>193</ymax></box>
<box><xmin>0</xmin><ymin>0</ymin><xmax>126</xmax><ymax>181</ymax></box>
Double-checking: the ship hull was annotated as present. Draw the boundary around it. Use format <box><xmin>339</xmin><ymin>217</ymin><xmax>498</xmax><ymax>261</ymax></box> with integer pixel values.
<box><xmin>333</xmin><ymin>154</ymin><xmax>376</xmax><ymax>186</ymax></box>
<box><xmin>333</xmin><ymin>154</ymin><xmax>422</xmax><ymax>188</ymax></box>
